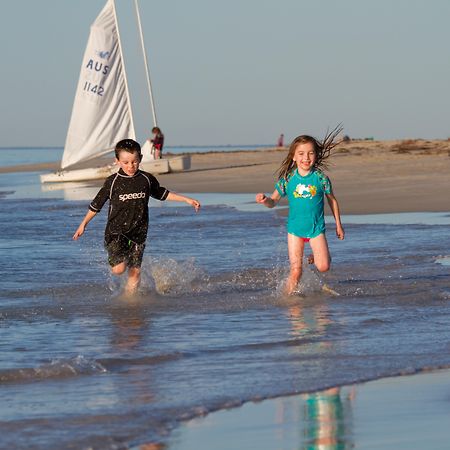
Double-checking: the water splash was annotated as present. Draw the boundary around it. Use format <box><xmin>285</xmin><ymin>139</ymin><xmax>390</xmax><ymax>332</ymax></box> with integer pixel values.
<box><xmin>142</xmin><ymin>256</ymin><xmax>206</xmax><ymax>295</ymax></box>
<box><xmin>275</xmin><ymin>259</ymin><xmax>329</xmax><ymax>296</ymax></box>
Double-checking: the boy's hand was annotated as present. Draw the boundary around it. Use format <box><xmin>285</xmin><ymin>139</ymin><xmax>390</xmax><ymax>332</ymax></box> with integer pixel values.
<box><xmin>190</xmin><ymin>199</ymin><xmax>201</xmax><ymax>212</ymax></box>
<box><xmin>73</xmin><ymin>224</ymin><xmax>85</xmax><ymax>240</ymax></box>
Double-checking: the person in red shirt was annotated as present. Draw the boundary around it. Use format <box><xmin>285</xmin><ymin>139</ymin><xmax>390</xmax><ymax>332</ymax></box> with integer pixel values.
<box><xmin>151</xmin><ymin>127</ymin><xmax>164</xmax><ymax>159</ymax></box>
<box><xmin>277</xmin><ymin>133</ymin><xmax>284</xmax><ymax>147</ymax></box>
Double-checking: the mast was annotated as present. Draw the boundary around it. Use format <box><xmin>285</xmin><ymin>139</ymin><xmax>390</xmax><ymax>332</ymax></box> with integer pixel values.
<box><xmin>111</xmin><ymin>0</ymin><xmax>136</xmax><ymax>137</ymax></box>
<box><xmin>134</xmin><ymin>0</ymin><xmax>158</xmax><ymax>127</ymax></box>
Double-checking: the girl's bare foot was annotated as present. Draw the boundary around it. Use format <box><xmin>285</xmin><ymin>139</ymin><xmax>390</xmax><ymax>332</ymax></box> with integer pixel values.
<box><xmin>284</xmin><ymin>279</ymin><xmax>298</xmax><ymax>296</ymax></box>
<box><xmin>322</xmin><ymin>284</ymin><xmax>340</xmax><ymax>296</ymax></box>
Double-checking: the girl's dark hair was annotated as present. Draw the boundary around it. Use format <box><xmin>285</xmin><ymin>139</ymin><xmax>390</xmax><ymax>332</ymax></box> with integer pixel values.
<box><xmin>152</xmin><ymin>127</ymin><xmax>162</xmax><ymax>134</ymax></box>
<box><xmin>277</xmin><ymin>125</ymin><xmax>343</xmax><ymax>181</ymax></box>
<box><xmin>115</xmin><ymin>139</ymin><xmax>141</xmax><ymax>159</ymax></box>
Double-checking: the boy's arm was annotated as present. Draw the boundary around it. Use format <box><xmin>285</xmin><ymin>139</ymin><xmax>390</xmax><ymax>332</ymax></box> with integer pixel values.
<box><xmin>166</xmin><ymin>191</ymin><xmax>201</xmax><ymax>212</ymax></box>
<box><xmin>326</xmin><ymin>193</ymin><xmax>345</xmax><ymax>240</ymax></box>
<box><xmin>256</xmin><ymin>189</ymin><xmax>281</xmax><ymax>208</ymax></box>
<box><xmin>73</xmin><ymin>210</ymin><xmax>97</xmax><ymax>240</ymax></box>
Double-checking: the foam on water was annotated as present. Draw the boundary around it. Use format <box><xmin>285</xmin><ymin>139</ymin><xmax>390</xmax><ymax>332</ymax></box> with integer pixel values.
<box><xmin>0</xmin><ymin>355</ymin><xmax>107</xmax><ymax>384</ymax></box>
<box><xmin>435</xmin><ymin>255</ymin><xmax>450</xmax><ymax>266</ymax></box>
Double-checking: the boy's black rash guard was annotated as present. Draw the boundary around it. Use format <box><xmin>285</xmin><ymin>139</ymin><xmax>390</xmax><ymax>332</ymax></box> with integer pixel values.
<box><xmin>89</xmin><ymin>169</ymin><xmax>169</xmax><ymax>245</ymax></box>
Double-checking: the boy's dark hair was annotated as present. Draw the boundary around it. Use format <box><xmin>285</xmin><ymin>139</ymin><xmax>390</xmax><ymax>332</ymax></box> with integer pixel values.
<box><xmin>115</xmin><ymin>139</ymin><xmax>142</xmax><ymax>159</ymax></box>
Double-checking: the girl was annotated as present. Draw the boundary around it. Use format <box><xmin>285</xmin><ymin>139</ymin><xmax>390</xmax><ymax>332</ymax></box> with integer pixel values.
<box><xmin>256</xmin><ymin>129</ymin><xmax>344</xmax><ymax>294</ymax></box>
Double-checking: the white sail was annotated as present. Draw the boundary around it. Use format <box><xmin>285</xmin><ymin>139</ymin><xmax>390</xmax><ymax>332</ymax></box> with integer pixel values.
<box><xmin>62</xmin><ymin>0</ymin><xmax>135</xmax><ymax>169</ymax></box>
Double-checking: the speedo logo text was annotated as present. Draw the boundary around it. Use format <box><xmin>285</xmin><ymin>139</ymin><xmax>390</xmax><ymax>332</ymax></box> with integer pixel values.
<box><xmin>119</xmin><ymin>192</ymin><xmax>146</xmax><ymax>201</ymax></box>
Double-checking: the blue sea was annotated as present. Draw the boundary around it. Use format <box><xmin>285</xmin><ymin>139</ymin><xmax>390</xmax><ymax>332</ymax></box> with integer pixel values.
<box><xmin>1</xmin><ymin>148</ymin><xmax>450</xmax><ymax>449</ymax></box>
<box><xmin>0</xmin><ymin>145</ymin><xmax>273</xmax><ymax>168</ymax></box>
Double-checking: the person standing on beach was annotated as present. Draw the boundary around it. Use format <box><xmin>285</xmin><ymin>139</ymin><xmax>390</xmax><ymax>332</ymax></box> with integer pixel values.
<box><xmin>73</xmin><ymin>139</ymin><xmax>200</xmax><ymax>295</ymax></box>
<box><xmin>256</xmin><ymin>128</ymin><xmax>344</xmax><ymax>295</ymax></box>
<box><xmin>150</xmin><ymin>126</ymin><xmax>164</xmax><ymax>159</ymax></box>
<box><xmin>277</xmin><ymin>133</ymin><xmax>284</xmax><ymax>147</ymax></box>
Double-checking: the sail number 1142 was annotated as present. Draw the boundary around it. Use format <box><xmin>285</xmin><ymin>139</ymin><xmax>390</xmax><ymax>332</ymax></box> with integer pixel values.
<box><xmin>83</xmin><ymin>81</ymin><xmax>104</xmax><ymax>96</ymax></box>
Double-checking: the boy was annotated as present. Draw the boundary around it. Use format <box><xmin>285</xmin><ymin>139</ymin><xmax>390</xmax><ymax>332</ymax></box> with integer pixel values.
<box><xmin>73</xmin><ymin>139</ymin><xmax>200</xmax><ymax>294</ymax></box>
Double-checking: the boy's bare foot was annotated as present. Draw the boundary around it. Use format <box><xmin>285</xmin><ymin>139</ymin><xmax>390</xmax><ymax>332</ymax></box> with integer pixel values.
<box><xmin>124</xmin><ymin>280</ymin><xmax>139</xmax><ymax>296</ymax></box>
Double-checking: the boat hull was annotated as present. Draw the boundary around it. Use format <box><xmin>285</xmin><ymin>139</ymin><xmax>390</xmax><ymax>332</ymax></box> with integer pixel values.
<box><xmin>40</xmin><ymin>158</ymin><xmax>172</xmax><ymax>183</ymax></box>
<box><xmin>40</xmin><ymin>165</ymin><xmax>116</xmax><ymax>183</ymax></box>
<box><xmin>167</xmin><ymin>155</ymin><xmax>191</xmax><ymax>172</ymax></box>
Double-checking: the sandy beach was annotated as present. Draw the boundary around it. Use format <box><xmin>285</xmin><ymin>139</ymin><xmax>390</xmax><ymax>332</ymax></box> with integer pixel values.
<box><xmin>4</xmin><ymin>139</ymin><xmax>450</xmax><ymax>214</ymax></box>
<box><xmin>160</xmin><ymin>139</ymin><xmax>450</xmax><ymax>214</ymax></box>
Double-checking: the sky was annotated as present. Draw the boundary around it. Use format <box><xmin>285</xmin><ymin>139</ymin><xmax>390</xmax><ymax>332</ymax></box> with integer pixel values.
<box><xmin>1</xmin><ymin>0</ymin><xmax>450</xmax><ymax>147</ymax></box>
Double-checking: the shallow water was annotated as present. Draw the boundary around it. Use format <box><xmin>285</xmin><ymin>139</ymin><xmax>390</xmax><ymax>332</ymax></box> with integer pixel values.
<box><xmin>1</xmin><ymin>173</ymin><xmax>450</xmax><ymax>449</ymax></box>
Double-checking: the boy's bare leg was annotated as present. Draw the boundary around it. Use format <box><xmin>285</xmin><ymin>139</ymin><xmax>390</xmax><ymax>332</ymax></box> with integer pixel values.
<box><xmin>124</xmin><ymin>267</ymin><xmax>141</xmax><ymax>294</ymax></box>
<box><xmin>286</xmin><ymin>234</ymin><xmax>305</xmax><ymax>295</ymax></box>
<box><xmin>111</xmin><ymin>262</ymin><xmax>127</xmax><ymax>275</ymax></box>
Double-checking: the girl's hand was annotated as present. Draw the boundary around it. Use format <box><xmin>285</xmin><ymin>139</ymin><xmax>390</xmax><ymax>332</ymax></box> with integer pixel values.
<box><xmin>336</xmin><ymin>224</ymin><xmax>345</xmax><ymax>240</ymax></box>
<box><xmin>255</xmin><ymin>193</ymin><xmax>267</xmax><ymax>204</ymax></box>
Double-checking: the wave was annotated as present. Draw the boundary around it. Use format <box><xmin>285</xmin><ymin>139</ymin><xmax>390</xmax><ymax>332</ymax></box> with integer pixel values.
<box><xmin>0</xmin><ymin>355</ymin><xmax>106</xmax><ymax>384</ymax></box>
<box><xmin>0</xmin><ymin>333</ymin><xmax>328</xmax><ymax>386</ymax></box>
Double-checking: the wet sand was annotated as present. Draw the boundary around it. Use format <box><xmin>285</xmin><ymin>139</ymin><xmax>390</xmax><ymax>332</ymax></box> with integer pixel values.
<box><xmin>169</xmin><ymin>369</ymin><xmax>450</xmax><ymax>450</ymax></box>
<box><xmin>6</xmin><ymin>139</ymin><xmax>450</xmax><ymax>215</ymax></box>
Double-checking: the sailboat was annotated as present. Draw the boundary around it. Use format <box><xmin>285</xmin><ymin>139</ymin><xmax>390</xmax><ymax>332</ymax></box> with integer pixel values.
<box><xmin>40</xmin><ymin>0</ymin><xmax>190</xmax><ymax>183</ymax></box>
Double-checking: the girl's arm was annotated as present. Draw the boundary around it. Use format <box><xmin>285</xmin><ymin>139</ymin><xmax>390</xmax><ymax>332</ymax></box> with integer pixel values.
<box><xmin>73</xmin><ymin>210</ymin><xmax>97</xmax><ymax>240</ymax></box>
<box><xmin>256</xmin><ymin>189</ymin><xmax>281</xmax><ymax>208</ymax></box>
<box><xmin>326</xmin><ymin>193</ymin><xmax>345</xmax><ymax>240</ymax></box>
<box><xmin>166</xmin><ymin>192</ymin><xmax>201</xmax><ymax>212</ymax></box>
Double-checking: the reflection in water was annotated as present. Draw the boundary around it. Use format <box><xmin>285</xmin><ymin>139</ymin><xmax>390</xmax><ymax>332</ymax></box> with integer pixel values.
<box><xmin>131</xmin><ymin>443</ymin><xmax>166</xmax><ymax>450</ymax></box>
<box><xmin>108</xmin><ymin>299</ymin><xmax>166</xmax><ymax>446</ymax></box>
<box><xmin>302</xmin><ymin>387</ymin><xmax>354</xmax><ymax>449</ymax></box>
<box><xmin>286</xmin><ymin>300</ymin><xmax>334</xmax><ymax>362</ymax></box>
<box><xmin>286</xmin><ymin>302</ymin><xmax>355</xmax><ymax>449</ymax></box>
<box><xmin>109</xmin><ymin>300</ymin><xmax>150</xmax><ymax>353</ymax></box>
<box><xmin>287</xmin><ymin>303</ymin><xmax>332</xmax><ymax>339</ymax></box>
<box><xmin>40</xmin><ymin>180</ymin><xmax>100</xmax><ymax>200</ymax></box>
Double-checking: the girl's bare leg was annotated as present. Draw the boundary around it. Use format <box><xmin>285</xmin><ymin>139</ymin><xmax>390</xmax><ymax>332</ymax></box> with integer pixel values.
<box><xmin>309</xmin><ymin>233</ymin><xmax>331</xmax><ymax>272</ymax></box>
<box><xmin>286</xmin><ymin>233</ymin><xmax>305</xmax><ymax>294</ymax></box>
